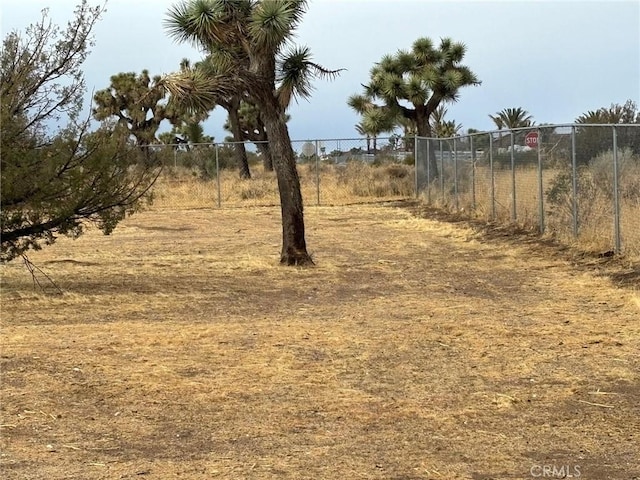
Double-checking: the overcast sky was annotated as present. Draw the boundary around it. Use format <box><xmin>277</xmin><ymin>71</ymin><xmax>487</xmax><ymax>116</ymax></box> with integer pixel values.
<box><xmin>2</xmin><ymin>0</ymin><xmax>639</xmax><ymax>141</ymax></box>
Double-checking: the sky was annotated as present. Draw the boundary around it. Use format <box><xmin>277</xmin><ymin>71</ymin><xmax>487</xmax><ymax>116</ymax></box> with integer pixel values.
<box><xmin>1</xmin><ymin>0</ymin><xmax>639</xmax><ymax>142</ymax></box>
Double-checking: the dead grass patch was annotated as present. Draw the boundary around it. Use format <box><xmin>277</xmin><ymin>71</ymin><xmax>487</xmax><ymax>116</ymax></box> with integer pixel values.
<box><xmin>1</xmin><ymin>204</ymin><xmax>639</xmax><ymax>479</ymax></box>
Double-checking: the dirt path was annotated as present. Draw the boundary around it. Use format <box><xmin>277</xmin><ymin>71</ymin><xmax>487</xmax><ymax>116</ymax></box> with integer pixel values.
<box><xmin>1</xmin><ymin>204</ymin><xmax>638</xmax><ymax>479</ymax></box>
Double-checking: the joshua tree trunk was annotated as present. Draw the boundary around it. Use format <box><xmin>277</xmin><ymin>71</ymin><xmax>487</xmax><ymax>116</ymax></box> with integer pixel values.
<box><xmin>257</xmin><ymin>142</ymin><xmax>273</xmax><ymax>171</ymax></box>
<box><xmin>259</xmin><ymin>98</ymin><xmax>313</xmax><ymax>266</ymax></box>
<box><xmin>248</xmin><ymin>114</ymin><xmax>273</xmax><ymax>171</ymax></box>
<box><xmin>226</xmin><ymin>104</ymin><xmax>251</xmax><ymax>179</ymax></box>
<box><xmin>255</xmin><ymin>114</ymin><xmax>273</xmax><ymax>172</ymax></box>
<box><xmin>234</xmin><ymin>140</ymin><xmax>251</xmax><ymax>179</ymax></box>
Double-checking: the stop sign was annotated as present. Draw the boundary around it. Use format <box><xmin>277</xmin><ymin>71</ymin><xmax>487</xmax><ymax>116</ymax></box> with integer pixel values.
<box><xmin>525</xmin><ymin>131</ymin><xmax>539</xmax><ymax>148</ymax></box>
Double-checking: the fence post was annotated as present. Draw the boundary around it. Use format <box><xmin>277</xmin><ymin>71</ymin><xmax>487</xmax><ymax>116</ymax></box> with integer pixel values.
<box><xmin>439</xmin><ymin>139</ymin><xmax>444</xmax><ymax>203</ymax></box>
<box><xmin>215</xmin><ymin>143</ymin><xmax>221</xmax><ymax>208</ymax></box>
<box><xmin>426</xmin><ymin>137</ymin><xmax>431</xmax><ymax>203</ymax></box>
<box><xmin>537</xmin><ymin>127</ymin><xmax>545</xmax><ymax>234</ymax></box>
<box><xmin>612</xmin><ymin>125</ymin><xmax>622</xmax><ymax>254</ymax></box>
<box><xmin>470</xmin><ymin>135</ymin><xmax>476</xmax><ymax>211</ymax></box>
<box><xmin>510</xmin><ymin>131</ymin><xmax>516</xmax><ymax>221</ymax></box>
<box><xmin>489</xmin><ymin>134</ymin><xmax>495</xmax><ymax>220</ymax></box>
<box><xmin>571</xmin><ymin>126</ymin><xmax>578</xmax><ymax>237</ymax></box>
<box><xmin>315</xmin><ymin>139</ymin><xmax>320</xmax><ymax>206</ymax></box>
<box><xmin>414</xmin><ymin>135</ymin><xmax>419</xmax><ymax>198</ymax></box>
<box><xmin>453</xmin><ymin>136</ymin><xmax>459</xmax><ymax>210</ymax></box>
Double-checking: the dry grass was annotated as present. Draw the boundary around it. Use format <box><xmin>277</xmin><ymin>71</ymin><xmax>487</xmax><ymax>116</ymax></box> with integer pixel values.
<box><xmin>153</xmin><ymin>162</ymin><xmax>414</xmax><ymax>209</ymax></box>
<box><xmin>1</xmin><ymin>201</ymin><xmax>639</xmax><ymax>480</ymax></box>
<box><xmin>155</xmin><ymin>161</ymin><xmax>638</xmax><ymax>259</ymax></box>
<box><xmin>423</xmin><ymin>165</ymin><xmax>640</xmax><ymax>260</ymax></box>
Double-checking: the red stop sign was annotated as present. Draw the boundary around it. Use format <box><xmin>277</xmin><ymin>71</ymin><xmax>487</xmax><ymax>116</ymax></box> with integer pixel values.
<box><xmin>525</xmin><ymin>131</ymin><xmax>539</xmax><ymax>148</ymax></box>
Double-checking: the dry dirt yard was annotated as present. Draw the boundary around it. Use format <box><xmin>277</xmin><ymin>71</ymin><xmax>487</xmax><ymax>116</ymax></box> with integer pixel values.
<box><xmin>1</xmin><ymin>201</ymin><xmax>639</xmax><ymax>480</ymax></box>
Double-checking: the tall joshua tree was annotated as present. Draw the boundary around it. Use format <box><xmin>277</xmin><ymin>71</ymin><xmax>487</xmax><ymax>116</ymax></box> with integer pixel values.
<box><xmin>349</xmin><ymin>37</ymin><xmax>480</xmax><ymax>176</ymax></box>
<box><xmin>163</xmin><ymin>0</ymin><xmax>340</xmax><ymax>265</ymax></box>
<box><xmin>220</xmin><ymin>94</ymin><xmax>252</xmax><ymax>178</ymax></box>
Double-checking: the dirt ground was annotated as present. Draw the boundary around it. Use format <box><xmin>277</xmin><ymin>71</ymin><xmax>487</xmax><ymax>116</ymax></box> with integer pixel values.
<box><xmin>1</xmin><ymin>201</ymin><xmax>639</xmax><ymax>480</ymax></box>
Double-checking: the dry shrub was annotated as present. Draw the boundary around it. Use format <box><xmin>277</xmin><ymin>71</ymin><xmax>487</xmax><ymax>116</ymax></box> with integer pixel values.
<box><xmin>239</xmin><ymin>182</ymin><xmax>269</xmax><ymax>200</ymax></box>
<box><xmin>225</xmin><ymin>172</ymin><xmax>279</xmax><ymax>203</ymax></box>
<box><xmin>335</xmin><ymin>162</ymin><xmax>414</xmax><ymax>198</ymax></box>
<box><xmin>544</xmin><ymin>148</ymin><xmax>640</xmax><ymax>253</ymax></box>
<box><xmin>384</xmin><ymin>164</ymin><xmax>411</xmax><ymax>179</ymax></box>
<box><xmin>589</xmin><ymin>148</ymin><xmax>640</xmax><ymax>201</ymax></box>
<box><xmin>429</xmin><ymin>166</ymin><xmax>542</xmax><ymax>228</ymax></box>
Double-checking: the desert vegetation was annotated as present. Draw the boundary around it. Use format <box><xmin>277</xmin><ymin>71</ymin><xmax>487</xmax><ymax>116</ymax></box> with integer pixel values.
<box><xmin>152</xmin><ymin>161</ymin><xmax>415</xmax><ymax>209</ymax></box>
<box><xmin>2</xmin><ymin>2</ymin><xmax>639</xmax><ymax>479</ymax></box>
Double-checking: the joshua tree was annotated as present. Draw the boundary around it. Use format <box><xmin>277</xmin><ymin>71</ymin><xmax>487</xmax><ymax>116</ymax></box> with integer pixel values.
<box><xmin>350</xmin><ymin>37</ymin><xmax>479</xmax><ymax>137</ymax></box>
<box><xmin>93</xmin><ymin>70</ymin><xmax>182</xmax><ymax>149</ymax></box>
<box><xmin>349</xmin><ymin>37</ymin><xmax>479</xmax><ymax>176</ymax></box>
<box><xmin>224</xmin><ymin>100</ymin><xmax>282</xmax><ymax>172</ymax></box>
<box><xmin>163</xmin><ymin>0</ymin><xmax>340</xmax><ymax>265</ymax></box>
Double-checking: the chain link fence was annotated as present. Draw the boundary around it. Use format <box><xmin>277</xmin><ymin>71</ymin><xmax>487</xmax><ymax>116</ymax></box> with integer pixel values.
<box><xmin>416</xmin><ymin>124</ymin><xmax>640</xmax><ymax>257</ymax></box>
<box><xmin>149</xmin><ymin>136</ymin><xmax>415</xmax><ymax>209</ymax></box>
<box><xmin>142</xmin><ymin>124</ymin><xmax>639</xmax><ymax>257</ymax></box>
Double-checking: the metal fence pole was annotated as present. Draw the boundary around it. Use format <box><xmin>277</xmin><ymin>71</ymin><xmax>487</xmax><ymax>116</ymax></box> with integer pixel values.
<box><xmin>489</xmin><ymin>134</ymin><xmax>495</xmax><ymax>220</ymax></box>
<box><xmin>439</xmin><ymin>139</ymin><xmax>444</xmax><ymax>203</ymax></box>
<box><xmin>453</xmin><ymin>136</ymin><xmax>459</xmax><ymax>210</ymax></box>
<box><xmin>510</xmin><ymin>131</ymin><xmax>516</xmax><ymax>221</ymax></box>
<box><xmin>537</xmin><ymin>127</ymin><xmax>545</xmax><ymax>234</ymax></box>
<box><xmin>571</xmin><ymin>126</ymin><xmax>578</xmax><ymax>237</ymax></box>
<box><xmin>414</xmin><ymin>136</ymin><xmax>419</xmax><ymax>198</ymax></box>
<box><xmin>612</xmin><ymin>125</ymin><xmax>622</xmax><ymax>253</ymax></box>
<box><xmin>426</xmin><ymin>137</ymin><xmax>431</xmax><ymax>203</ymax></box>
<box><xmin>470</xmin><ymin>135</ymin><xmax>476</xmax><ymax>211</ymax></box>
<box><xmin>215</xmin><ymin>143</ymin><xmax>221</xmax><ymax>208</ymax></box>
<box><xmin>315</xmin><ymin>140</ymin><xmax>320</xmax><ymax>206</ymax></box>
